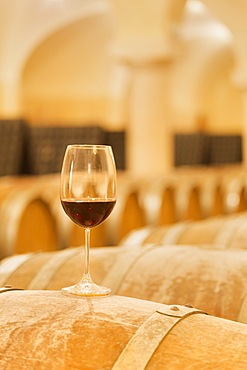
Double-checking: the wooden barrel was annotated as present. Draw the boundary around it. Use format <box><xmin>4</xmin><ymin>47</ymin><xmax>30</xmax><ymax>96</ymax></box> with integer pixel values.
<box><xmin>220</xmin><ymin>174</ymin><xmax>247</xmax><ymax>214</ymax></box>
<box><xmin>138</xmin><ymin>177</ymin><xmax>176</xmax><ymax>225</ymax></box>
<box><xmin>0</xmin><ymin>180</ymin><xmax>59</xmax><ymax>259</ymax></box>
<box><xmin>139</xmin><ymin>177</ymin><xmax>203</xmax><ymax>225</ymax></box>
<box><xmin>173</xmin><ymin>171</ymin><xmax>232</xmax><ymax>221</ymax></box>
<box><xmin>197</xmin><ymin>177</ymin><xmax>224</xmax><ymax>218</ymax></box>
<box><xmin>1</xmin><ymin>290</ymin><xmax>247</xmax><ymax>369</ymax></box>
<box><xmin>175</xmin><ymin>182</ymin><xmax>203</xmax><ymax>221</ymax></box>
<box><xmin>2</xmin><ymin>245</ymin><xmax>247</xmax><ymax>323</ymax></box>
<box><xmin>120</xmin><ymin>212</ymin><xmax>247</xmax><ymax>249</ymax></box>
<box><xmin>102</xmin><ymin>177</ymin><xmax>146</xmax><ymax>245</ymax></box>
<box><xmin>21</xmin><ymin>173</ymin><xmax>106</xmax><ymax>249</ymax></box>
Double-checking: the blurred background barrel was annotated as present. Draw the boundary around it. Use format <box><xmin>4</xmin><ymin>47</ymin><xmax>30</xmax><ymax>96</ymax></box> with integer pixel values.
<box><xmin>2</xmin><ymin>244</ymin><xmax>247</xmax><ymax>323</ymax></box>
<box><xmin>37</xmin><ymin>172</ymin><xmax>145</xmax><ymax>248</ymax></box>
<box><xmin>0</xmin><ymin>167</ymin><xmax>247</xmax><ymax>258</ymax></box>
<box><xmin>0</xmin><ymin>177</ymin><xmax>59</xmax><ymax>259</ymax></box>
<box><xmin>120</xmin><ymin>211</ymin><xmax>247</xmax><ymax>249</ymax></box>
<box><xmin>138</xmin><ymin>177</ymin><xmax>177</xmax><ymax>225</ymax></box>
<box><xmin>0</xmin><ymin>173</ymin><xmax>146</xmax><ymax>256</ymax></box>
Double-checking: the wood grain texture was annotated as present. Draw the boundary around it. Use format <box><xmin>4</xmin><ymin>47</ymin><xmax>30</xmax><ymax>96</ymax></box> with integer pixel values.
<box><xmin>121</xmin><ymin>212</ymin><xmax>247</xmax><ymax>249</ymax></box>
<box><xmin>1</xmin><ymin>245</ymin><xmax>247</xmax><ymax>323</ymax></box>
<box><xmin>0</xmin><ymin>291</ymin><xmax>247</xmax><ymax>369</ymax></box>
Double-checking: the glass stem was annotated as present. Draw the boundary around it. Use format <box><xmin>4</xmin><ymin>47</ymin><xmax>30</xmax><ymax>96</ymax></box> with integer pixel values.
<box><xmin>84</xmin><ymin>228</ymin><xmax>91</xmax><ymax>280</ymax></box>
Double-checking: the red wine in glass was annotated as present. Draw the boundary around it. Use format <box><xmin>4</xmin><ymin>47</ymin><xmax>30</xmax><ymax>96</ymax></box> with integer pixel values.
<box><xmin>60</xmin><ymin>144</ymin><xmax>117</xmax><ymax>296</ymax></box>
<box><xmin>61</xmin><ymin>199</ymin><xmax>116</xmax><ymax>228</ymax></box>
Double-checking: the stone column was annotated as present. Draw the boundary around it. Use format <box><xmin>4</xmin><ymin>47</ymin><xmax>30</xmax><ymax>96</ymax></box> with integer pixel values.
<box><xmin>107</xmin><ymin>0</ymin><xmax>179</xmax><ymax>175</ymax></box>
<box><xmin>127</xmin><ymin>58</ymin><xmax>174</xmax><ymax>176</ymax></box>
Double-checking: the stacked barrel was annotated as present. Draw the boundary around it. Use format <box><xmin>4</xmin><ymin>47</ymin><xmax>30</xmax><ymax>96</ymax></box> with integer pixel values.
<box><xmin>1</xmin><ymin>166</ymin><xmax>247</xmax><ymax>368</ymax></box>
<box><xmin>0</xmin><ymin>165</ymin><xmax>246</xmax><ymax>257</ymax></box>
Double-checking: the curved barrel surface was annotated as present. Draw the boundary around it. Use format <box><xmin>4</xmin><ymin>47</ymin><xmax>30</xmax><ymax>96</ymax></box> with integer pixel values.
<box><xmin>1</xmin><ymin>245</ymin><xmax>247</xmax><ymax>323</ymax></box>
<box><xmin>1</xmin><ymin>291</ymin><xmax>247</xmax><ymax>369</ymax></box>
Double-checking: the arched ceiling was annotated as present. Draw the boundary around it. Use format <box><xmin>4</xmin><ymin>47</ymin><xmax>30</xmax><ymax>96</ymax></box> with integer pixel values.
<box><xmin>0</xmin><ymin>0</ymin><xmax>111</xmax><ymax>82</ymax></box>
<box><xmin>170</xmin><ymin>0</ymin><xmax>240</xmax><ymax>131</ymax></box>
<box><xmin>0</xmin><ymin>0</ymin><xmax>245</xmax><ymax>86</ymax></box>
<box><xmin>202</xmin><ymin>0</ymin><xmax>247</xmax><ymax>87</ymax></box>
<box><xmin>0</xmin><ymin>0</ymin><xmax>246</xmax><ymax>129</ymax></box>
<box><xmin>22</xmin><ymin>13</ymin><xmax>114</xmax><ymax>97</ymax></box>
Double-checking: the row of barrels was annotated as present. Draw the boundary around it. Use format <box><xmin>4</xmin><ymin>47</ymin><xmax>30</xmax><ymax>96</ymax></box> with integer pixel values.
<box><xmin>1</xmin><ymin>241</ymin><xmax>247</xmax><ymax>324</ymax></box>
<box><xmin>120</xmin><ymin>211</ymin><xmax>247</xmax><ymax>249</ymax></box>
<box><xmin>0</xmin><ymin>173</ymin><xmax>144</xmax><ymax>259</ymax></box>
<box><xmin>138</xmin><ymin>165</ymin><xmax>247</xmax><ymax>224</ymax></box>
<box><xmin>0</xmin><ymin>166</ymin><xmax>247</xmax><ymax>258</ymax></box>
<box><xmin>1</xmin><ymin>167</ymin><xmax>247</xmax><ymax>368</ymax></box>
<box><xmin>1</xmin><ymin>212</ymin><xmax>247</xmax><ymax>369</ymax></box>
<box><xmin>1</xmin><ymin>239</ymin><xmax>247</xmax><ymax>368</ymax></box>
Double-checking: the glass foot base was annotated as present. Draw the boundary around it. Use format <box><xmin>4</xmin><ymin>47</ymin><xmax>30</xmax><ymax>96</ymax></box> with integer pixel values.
<box><xmin>62</xmin><ymin>281</ymin><xmax>111</xmax><ymax>296</ymax></box>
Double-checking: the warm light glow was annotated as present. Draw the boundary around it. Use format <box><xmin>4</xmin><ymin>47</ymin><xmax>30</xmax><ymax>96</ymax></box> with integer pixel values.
<box><xmin>186</xmin><ymin>0</ymin><xmax>206</xmax><ymax>15</ymax></box>
<box><xmin>182</xmin><ymin>0</ymin><xmax>233</xmax><ymax>42</ymax></box>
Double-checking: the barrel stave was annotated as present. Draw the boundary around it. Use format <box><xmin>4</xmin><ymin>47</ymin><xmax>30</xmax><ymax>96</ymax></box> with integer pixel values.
<box><xmin>1</xmin><ymin>291</ymin><xmax>247</xmax><ymax>369</ymax></box>
<box><xmin>148</xmin><ymin>313</ymin><xmax>247</xmax><ymax>370</ymax></box>
<box><xmin>2</xmin><ymin>245</ymin><xmax>247</xmax><ymax>323</ymax></box>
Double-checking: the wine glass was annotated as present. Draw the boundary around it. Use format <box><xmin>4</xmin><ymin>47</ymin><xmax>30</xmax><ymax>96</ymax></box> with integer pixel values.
<box><xmin>60</xmin><ymin>144</ymin><xmax>117</xmax><ymax>296</ymax></box>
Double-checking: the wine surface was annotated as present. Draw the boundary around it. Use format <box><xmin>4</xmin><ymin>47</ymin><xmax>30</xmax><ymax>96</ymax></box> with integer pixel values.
<box><xmin>61</xmin><ymin>199</ymin><xmax>116</xmax><ymax>228</ymax></box>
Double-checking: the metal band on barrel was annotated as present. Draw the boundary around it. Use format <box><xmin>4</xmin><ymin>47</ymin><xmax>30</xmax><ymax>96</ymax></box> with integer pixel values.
<box><xmin>0</xmin><ymin>253</ymin><xmax>36</xmax><ymax>286</ymax></box>
<box><xmin>0</xmin><ymin>286</ymin><xmax>24</xmax><ymax>294</ymax></box>
<box><xmin>27</xmin><ymin>247</ymin><xmax>83</xmax><ymax>290</ymax></box>
<box><xmin>102</xmin><ymin>244</ymin><xmax>166</xmax><ymax>295</ymax></box>
<box><xmin>112</xmin><ymin>304</ymin><xmax>208</xmax><ymax>370</ymax></box>
<box><xmin>161</xmin><ymin>221</ymin><xmax>190</xmax><ymax>245</ymax></box>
